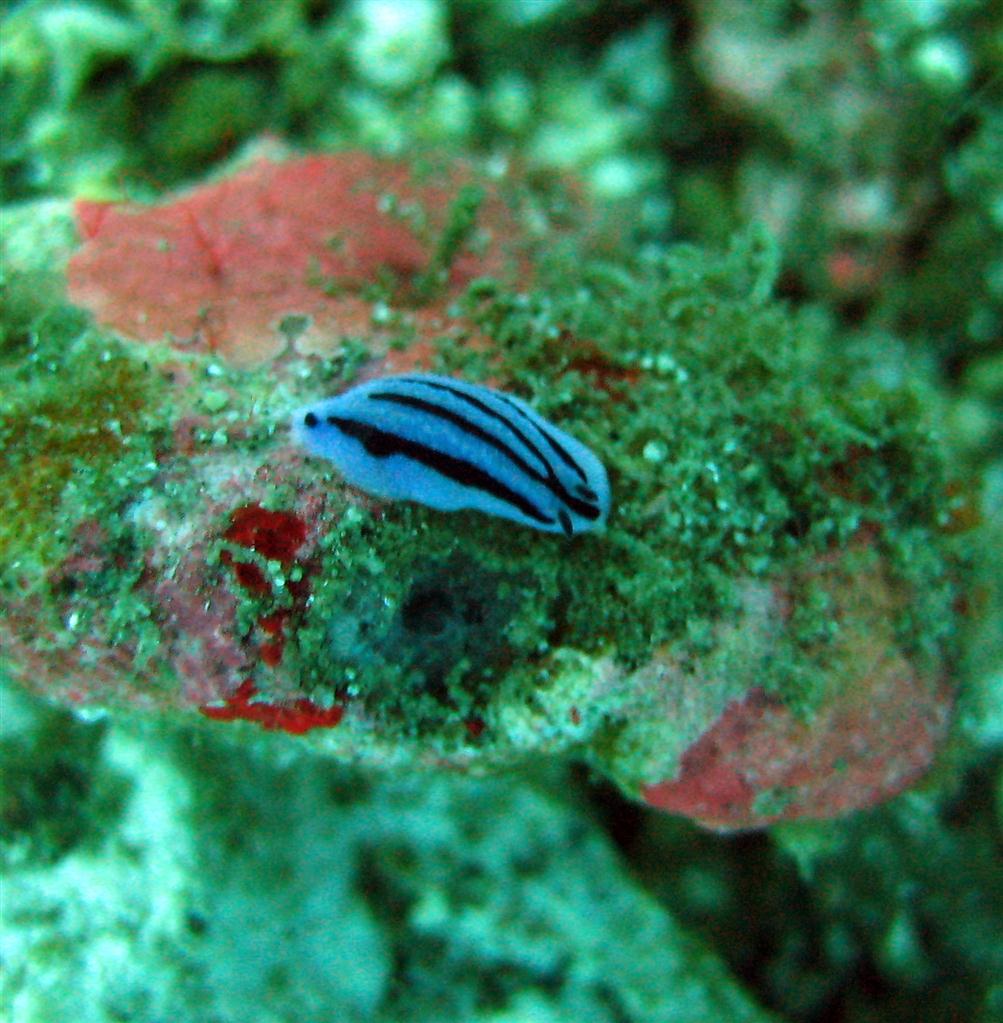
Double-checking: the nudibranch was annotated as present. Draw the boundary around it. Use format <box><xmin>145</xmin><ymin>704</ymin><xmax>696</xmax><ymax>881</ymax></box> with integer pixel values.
<box><xmin>293</xmin><ymin>374</ymin><xmax>610</xmax><ymax>536</ymax></box>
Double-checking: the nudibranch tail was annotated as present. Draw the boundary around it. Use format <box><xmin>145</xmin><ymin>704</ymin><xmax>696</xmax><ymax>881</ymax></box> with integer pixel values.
<box><xmin>293</xmin><ymin>374</ymin><xmax>610</xmax><ymax>536</ymax></box>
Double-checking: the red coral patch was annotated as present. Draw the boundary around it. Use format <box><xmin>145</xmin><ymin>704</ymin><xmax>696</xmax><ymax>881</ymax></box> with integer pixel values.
<box><xmin>67</xmin><ymin>153</ymin><xmax>526</xmax><ymax>366</ymax></box>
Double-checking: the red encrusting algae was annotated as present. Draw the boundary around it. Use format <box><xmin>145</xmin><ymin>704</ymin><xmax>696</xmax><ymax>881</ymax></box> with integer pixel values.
<box><xmin>219</xmin><ymin>505</ymin><xmax>310</xmax><ymax>667</ymax></box>
<box><xmin>464</xmin><ymin>717</ymin><xmax>486</xmax><ymax>740</ymax></box>
<box><xmin>224</xmin><ymin>505</ymin><xmax>308</xmax><ymax>563</ymax></box>
<box><xmin>0</xmin><ymin>142</ymin><xmax>958</xmax><ymax>831</ymax></box>
<box><xmin>199</xmin><ymin>679</ymin><xmax>344</xmax><ymax>735</ymax></box>
<box><xmin>221</xmin><ymin>504</ymin><xmax>308</xmax><ymax>595</ymax></box>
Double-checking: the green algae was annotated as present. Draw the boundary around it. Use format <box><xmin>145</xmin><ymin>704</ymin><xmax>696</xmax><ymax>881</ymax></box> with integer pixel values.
<box><xmin>0</xmin><ymin>183</ymin><xmax>960</xmax><ymax>755</ymax></box>
<box><xmin>278</xmin><ymin>227</ymin><xmax>960</xmax><ymax>735</ymax></box>
<box><xmin>0</xmin><ymin>0</ymin><xmax>675</xmax><ymax>208</ymax></box>
<box><xmin>632</xmin><ymin>770</ymin><xmax>1003</xmax><ymax>1023</ymax></box>
<box><xmin>0</xmin><ymin>318</ymin><xmax>165</xmax><ymax>584</ymax></box>
<box><xmin>146</xmin><ymin>68</ymin><xmax>267</xmax><ymax>169</ymax></box>
<box><xmin>411</xmin><ymin>182</ymin><xmax>486</xmax><ymax>299</ymax></box>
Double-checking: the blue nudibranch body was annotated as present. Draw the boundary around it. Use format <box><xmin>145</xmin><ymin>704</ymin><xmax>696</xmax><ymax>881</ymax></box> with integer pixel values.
<box><xmin>294</xmin><ymin>374</ymin><xmax>610</xmax><ymax>536</ymax></box>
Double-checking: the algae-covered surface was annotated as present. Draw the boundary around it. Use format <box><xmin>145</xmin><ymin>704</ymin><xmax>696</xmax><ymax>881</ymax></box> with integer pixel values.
<box><xmin>1</xmin><ymin>2</ymin><xmax>1001</xmax><ymax>1022</ymax></box>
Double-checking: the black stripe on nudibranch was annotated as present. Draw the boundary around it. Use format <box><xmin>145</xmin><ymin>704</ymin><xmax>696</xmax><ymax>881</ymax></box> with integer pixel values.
<box><xmin>490</xmin><ymin>390</ymin><xmax>591</xmax><ymax>486</ymax></box>
<box><xmin>392</xmin><ymin>376</ymin><xmax>599</xmax><ymax>511</ymax></box>
<box><xmin>366</xmin><ymin>389</ymin><xmax>600</xmax><ymax>520</ymax></box>
<box><xmin>325</xmin><ymin>415</ymin><xmax>557</xmax><ymax>526</ymax></box>
<box><xmin>394</xmin><ymin>376</ymin><xmax>556</xmax><ymax>479</ymax></box>
<box><xmin>557</xmin><ymin>508</ymin><xmax>574</xmax><ymax>538</ymax></box>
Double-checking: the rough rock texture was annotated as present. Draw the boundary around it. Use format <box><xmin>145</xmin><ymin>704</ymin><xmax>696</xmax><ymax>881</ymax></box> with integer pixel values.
<box><xmin>2</xmin><ymin>151</ymin><xmax>963</xmax><ymax>831</ymax></box>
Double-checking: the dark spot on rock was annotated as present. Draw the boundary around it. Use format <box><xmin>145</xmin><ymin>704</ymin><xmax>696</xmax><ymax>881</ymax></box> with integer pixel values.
<box><xmin>401</xmin><ymin>587</ymin><xmax>455</xmax><ymax>636</ymax></box>
<box><xmin>327</xmin><ymin>553</ymin><xmax>524</xmax><ymax>721</ymax></box>
<box><xmin>278</xmin><ymin>312</ymin><xmax>312</xmax><ymax>342</ymax></box>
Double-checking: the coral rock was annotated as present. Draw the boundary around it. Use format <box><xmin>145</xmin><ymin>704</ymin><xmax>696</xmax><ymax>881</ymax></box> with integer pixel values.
<box><xmin>67</xmin><ymin>152</ymin><xmax>527</xmax><ymax>366</ymax></box>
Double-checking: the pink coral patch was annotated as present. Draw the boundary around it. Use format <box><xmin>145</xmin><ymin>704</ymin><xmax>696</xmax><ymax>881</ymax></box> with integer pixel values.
<box><xmin>643</xmin><ymin>676</ymin><xmax>951</xmax><ymax>830</ymax></box>
<box><xmin>67</xmin><ymin>153</ymin><xmax>523</xmax><ymax>366</ymax></box>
